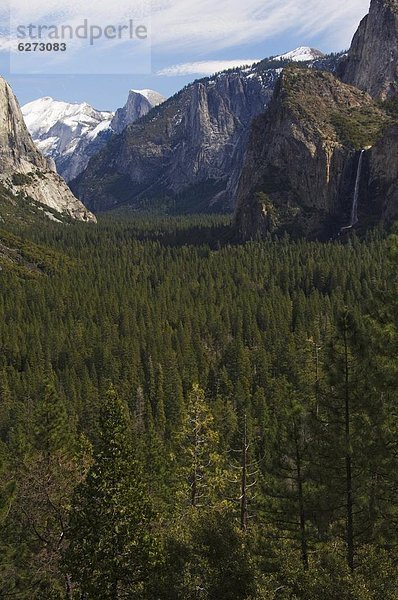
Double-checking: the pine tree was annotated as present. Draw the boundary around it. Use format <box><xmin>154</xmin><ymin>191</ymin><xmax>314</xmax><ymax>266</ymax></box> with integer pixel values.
<box><xmin>319</xmin><ymin>309</ymin><xmax>383</xmax><ymax>571</ymax></box>
<box><xmin>155</xmin><ymin>363</ymin><xmax>167</xmax><ymax>438</ymax></box>
<box><xmin>0</xmin><ymin>368</ymin><xmax>12</xmax><ymax>441</ymax></box>
<box><xmin>1</xmin><ymin>379</ymin><xmax>87</xmax><ymax>598</ymax></box>
<box><xmin>359</xmin><ymin>231</ymin><xmax>398</xmax><ymax>548</ymax></box>
<box><xmin>65</xmin><ymin>385</ymin><xmax>159</xmax><ymax>599</ymax></box>
<box><xmin>261</xmin><ymin>335</ymin><xmax>318</xmax><ymax>572</ymax></box>
<box><xmin>175</xmin><ymin>383</ymin><xmax>224</xmax><ymax>509</ymax></box>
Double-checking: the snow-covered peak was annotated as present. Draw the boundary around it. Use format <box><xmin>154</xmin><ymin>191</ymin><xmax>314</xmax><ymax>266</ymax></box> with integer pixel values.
<box><xmin>21</xmin><ymin>97</ymin><xmax>115</xmax><ymax>182</ymax></box>
<box><xmin>274</xmin><ymin>47</ymin><xmax>325</xmax><ymax>62</ymax></box>
<box><xmin>22</xmin><ymin>97</ymin><xmax>113</xmax><ymax>139</ymax></box>
<box><xmin>129</xmin><ymin>89</ymin><xmax>166</xmax><ymax>107</ymax></box>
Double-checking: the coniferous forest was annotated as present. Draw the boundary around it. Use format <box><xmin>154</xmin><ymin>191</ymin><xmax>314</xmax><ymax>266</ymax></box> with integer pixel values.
<box><xmin>1</xmin><ymin>215</ymin><xmax>398</xmax><ymax>599</ymax></box>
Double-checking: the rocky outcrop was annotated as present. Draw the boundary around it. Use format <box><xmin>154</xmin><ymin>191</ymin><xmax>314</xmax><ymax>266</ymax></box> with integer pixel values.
<box><xmin>73</xmin><ymin>67</ymin><xmax>279</xmax><ymax>213</ymax></box>
<box><xmin>234</xmin><ymin>68</ymin><xmax>392</xmax><ymax>239</ymax></box>
<box><xmin>110</xmin><ymin>89</ymin><xmax>165</xmax><ymax>134</ymax></box>
<box><xmin>0</xmin><ymin>77</ymin><xmax>96</xmax><ymax>223</ymax></box>
<box><xmin>235</xmin><ymin>0</ymin><xmax>398</xmax><ymax>240</ymax></box>
<box><xmin>338</xmin><ymin>0</ymin><xmax>398</xmax><ymax>100</ymax></box>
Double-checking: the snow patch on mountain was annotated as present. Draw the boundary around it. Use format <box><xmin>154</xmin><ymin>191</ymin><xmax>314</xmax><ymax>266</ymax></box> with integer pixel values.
<box><xmin>21</xmin><ymin>98</ymin><xmax>114</xmax><ymax>182</ymax></box>
<box><xmin>22</xmin><ymin>97</ymin><xmax>113</xmax><ymax>140</ymax></box>
<box><xmin>274</xmin><ymin>47</ymin><xmax>325</xmax><ymax>62</ymax></box>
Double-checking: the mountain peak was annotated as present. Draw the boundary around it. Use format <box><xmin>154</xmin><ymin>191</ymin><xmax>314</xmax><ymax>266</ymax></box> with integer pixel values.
<box><xmin>22</xmin><ymin>98</ymin><xmax>114</xmax><ymax>182</ymax></box>
<box><xmin>130</xmin><ymin>89</ymin><xmax>166</xmax><ymax>106</ymax></box>
<box><xmin>274</xmin><ymin>47</ymin><xmax>325</xmax><ymax>62</ymax></box>
<box><xmin>110</xmin><ymin>88</ymin><xmax>166</xmax><ymax>134</ymax></box>
<box><xmin>22</xmin><ymin>97</ymin><xmax>113</xmax><ymax>138</ymax></box>
<box><xmin>22</xmin><ymin>88</ymin><xmax>166</xmax><ymax>182</ymax></box>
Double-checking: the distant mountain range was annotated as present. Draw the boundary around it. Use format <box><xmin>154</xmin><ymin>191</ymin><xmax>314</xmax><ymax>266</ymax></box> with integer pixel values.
<box><xmin>19</xmin><ymin>47</ymin><xmax>332</xmax><ymax>214</ymax></box>
<box><xmin>22</xmin><ymin>89</ymin><xmax>166</xmax><ymax>182</ymax></box>
<box><xmin>4</xmin><ymin>4</ymin><xmax>397</xmax><ymax>241</ymax></box>
<box><xmin>70</xmin><ymin>47</ymin><xmax>338</xmax><ymax>215</ymax></box>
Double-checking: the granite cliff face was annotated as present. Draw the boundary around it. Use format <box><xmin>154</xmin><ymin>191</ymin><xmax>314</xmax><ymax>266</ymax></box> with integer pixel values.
<box><xmin>365</xmin><ymin>125</ymin><xmax>398</xmax><ymax>223</ymax></box>
<box><xmin>338</xmin><ymin>0</ymin><xmax>398</xmax><ymax>100</ymax></box>
<box><xmin>73</xmin><ymin>50</ymin><xmax>340</xmax><ymax>214</ymax></box>
<box><xmin>234</xmin><ymin>69</ymin><xmax>393</xmax><ymax>239</ymax></box>
<box><xmin>73</xmin><ymin>66</ymin><xmax>280</xmax><ymax>213</ymax></box>
<box><xmin>235</xmin><ymin>0</ymin><xmax>398</xmax><ymax>240</ymax></box>
<box><xmin>110</xmin><ymin>89</ymin><xmax>165</xmax><ymax>134</ymax></box>
<box><xmin>0</xmin><ymin>77</ymin><xmax>96</xmax><ymax>223</ymax></box>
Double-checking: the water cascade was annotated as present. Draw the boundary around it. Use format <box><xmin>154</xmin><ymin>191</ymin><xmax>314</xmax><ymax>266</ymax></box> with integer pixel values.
<box><xmin>341</xmin><ymin>149</ymin><xmax>365</xmax><ymax>232</ymax></box>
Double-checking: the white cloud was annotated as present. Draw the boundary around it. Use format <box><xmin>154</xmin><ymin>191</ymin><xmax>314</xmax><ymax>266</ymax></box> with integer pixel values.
<box><xmin>0</xmin><ymin>0</ymin><xmax>370</xmax><ymax>57</ymax></box>
<box><xmin>158</xmin><ymin>59</ymin><xmax>260</xmax><ymax>76</ymax></box>
<box><xmin>150</xmin><ymin>0</ymin><xmax>370</xmax><ymax>52</ymax></box>
<box><xmin>0</xmin><ymin>38</ymin><xmax>17</xmax><ymax>52</ymax></box>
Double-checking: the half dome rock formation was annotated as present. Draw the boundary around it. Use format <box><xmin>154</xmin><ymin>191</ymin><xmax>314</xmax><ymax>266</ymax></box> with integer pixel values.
<box><xmin>0</xmin><ymin>76</ymin><xmax>96</xmax><ymax>223</ymax></box>
<box><xmin>338</xmin><ymin>0</ymin><xmax>398</xmax><ymax>100</ymax></box>
<box><xmin>110</xmin><ymin>89</ymin><xmax>166</xmax><ymax>134</ymax></box>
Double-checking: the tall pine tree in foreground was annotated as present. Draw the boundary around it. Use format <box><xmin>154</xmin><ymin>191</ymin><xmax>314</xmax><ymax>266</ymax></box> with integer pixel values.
<box><xmin>175</xmin><ymin>383</ymin><xmax>224</xmax><ymax>509</ymax></box>
<box><xmin>65</xmin><ymin>385</ymin><xmax>159</xmax><ymax>599</ymax></box>
<box><xmin>0</xmin><ymin>378</ymin><xmax>86</xmax><ymax>599</ymax></box>
<box><xmin>364</xmin><ymin>230</ymin><xmax>398</xmax><ymax>548</ymax></box>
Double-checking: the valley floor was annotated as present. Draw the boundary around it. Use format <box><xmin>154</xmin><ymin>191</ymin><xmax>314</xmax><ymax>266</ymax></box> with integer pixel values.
<box><xmin>0</xmin><ymin>214</ymin><xmax>397</xmax><ymax>599</ymax></box>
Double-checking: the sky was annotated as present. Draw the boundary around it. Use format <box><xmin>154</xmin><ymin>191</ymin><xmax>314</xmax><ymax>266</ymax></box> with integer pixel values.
<box><xmin>0</xmin><ymin>0</ymin><xmax>370</xmax><ymax>111</ymax></box>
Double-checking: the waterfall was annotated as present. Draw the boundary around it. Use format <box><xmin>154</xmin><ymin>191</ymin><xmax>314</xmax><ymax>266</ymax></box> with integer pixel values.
<box><xmin>350</xmin><ymin>149</ymin><xmax>364</xmax><ymax>227</ymax></box>
<box><xmin>341</xmin><ymin>149</ymin><xmax>365</xmax><ymax>232</ymax></box>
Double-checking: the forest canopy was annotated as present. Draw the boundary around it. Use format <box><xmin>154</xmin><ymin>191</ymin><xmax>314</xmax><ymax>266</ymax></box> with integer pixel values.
<box><xmin>0</xmin><ymin>215</ymin><xmax>397</xmax><ymax>599</ymax></box>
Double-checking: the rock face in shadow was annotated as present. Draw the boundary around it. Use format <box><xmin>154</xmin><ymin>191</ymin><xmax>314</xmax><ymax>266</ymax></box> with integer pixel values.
<box><xmin>367</xmin><ymin>126</ymin><xmax>398</xmax><ymax>223</ymax></box>
<box><xmin>234</xmin><ymin>68</ymin><xmax>393</xmax><ymax>240</ymax></box>
<box><xmin>0</xmin><ymin>77</ymin><xmax>96</xmax><ymax>223</ymax></box>
<box><xmin>338</xmin><ymin>0</ymin><xmax>398</xmax><ymax>100</ymax></box>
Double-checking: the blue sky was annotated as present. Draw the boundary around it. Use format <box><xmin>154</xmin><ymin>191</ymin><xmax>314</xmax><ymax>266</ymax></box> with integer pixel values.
<box><xmin>0</xmin><ymin>0</ymin><xmax>370</xmax><ymax>111</ymax></box>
